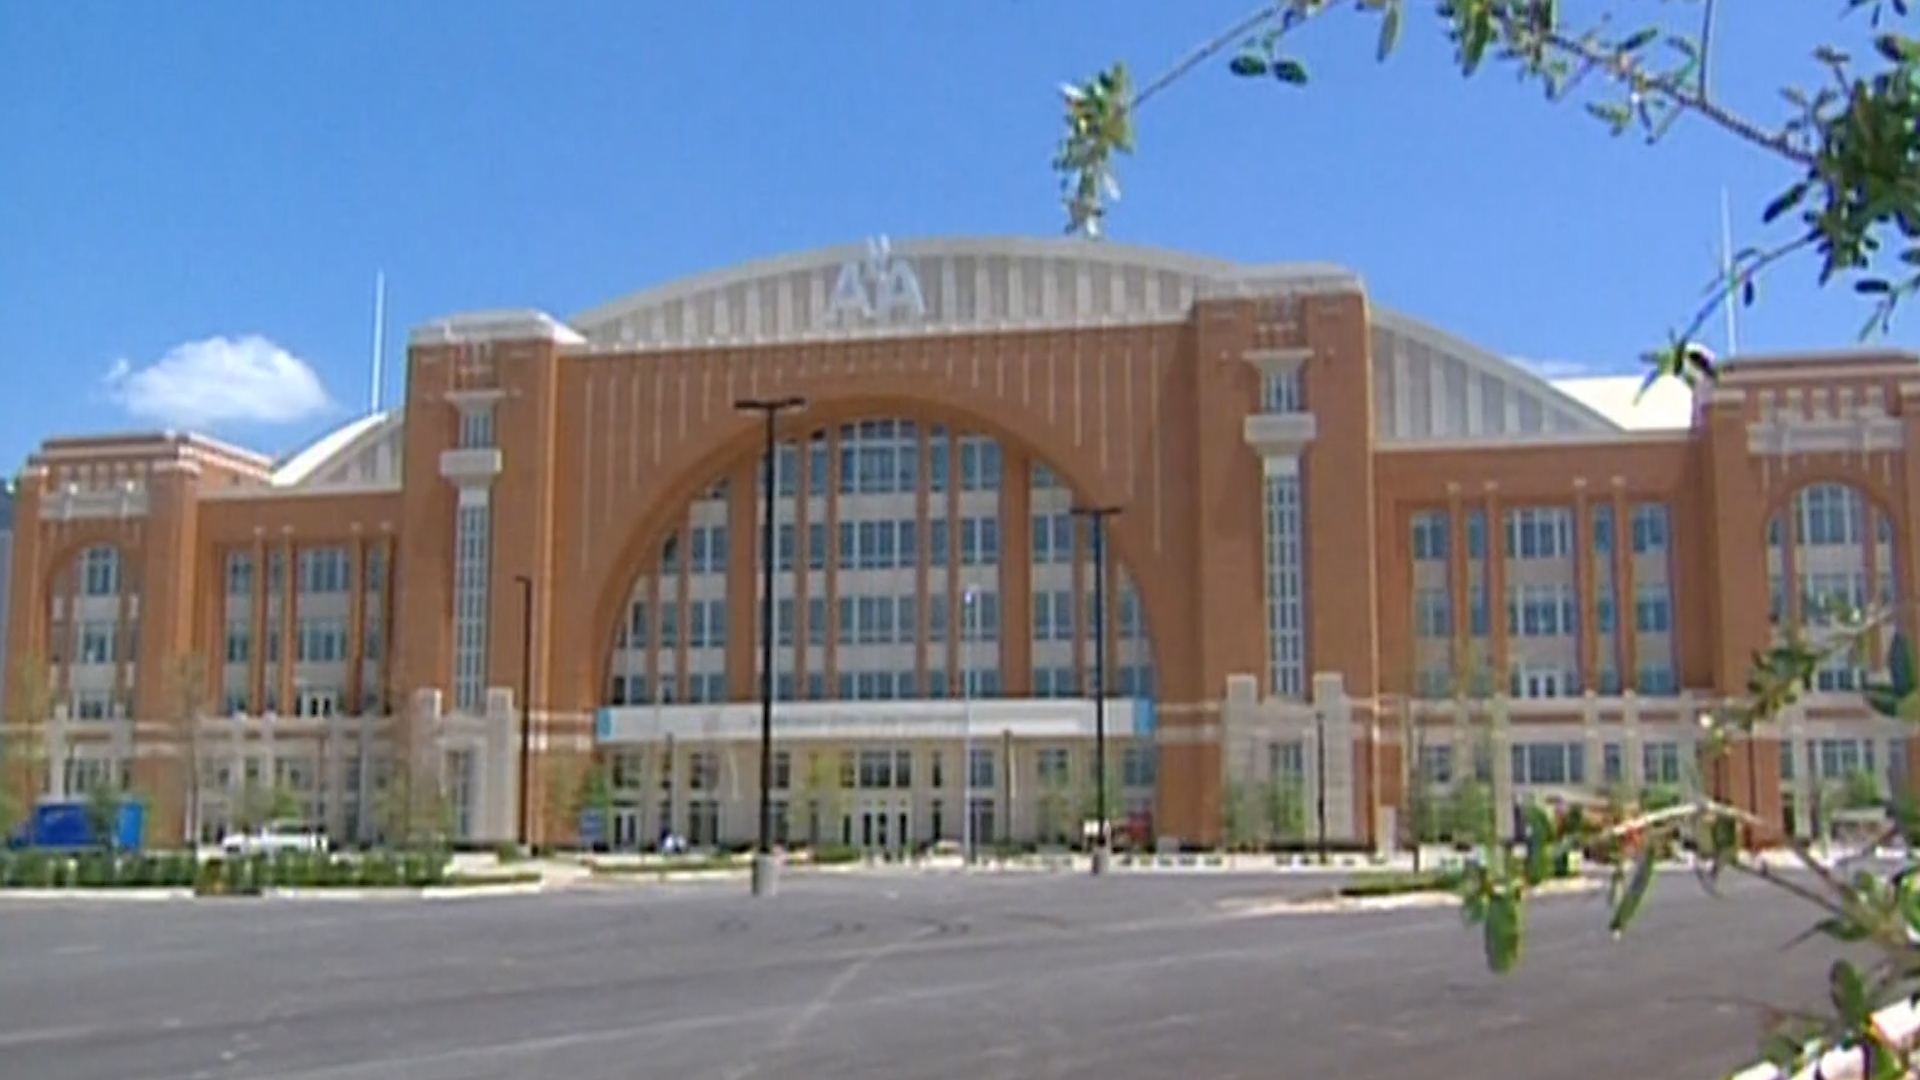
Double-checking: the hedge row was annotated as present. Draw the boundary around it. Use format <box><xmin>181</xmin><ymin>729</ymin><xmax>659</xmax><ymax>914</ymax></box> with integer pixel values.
<box><xmin>0</xmin><ymin>850</ymin><xmax>449</xmax><ymax>893</ymax></box>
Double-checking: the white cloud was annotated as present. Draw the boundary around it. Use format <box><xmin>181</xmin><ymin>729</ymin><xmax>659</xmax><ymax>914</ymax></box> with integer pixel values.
<box><xmin>1510</xmin><ymin>355</ymin><xmax>1592</xmax><ymax>380</ymax></box>
<box><xmin>102</xmin><ymin>335</ymin><xmax>333</xmax><ymax>430</ymax></box>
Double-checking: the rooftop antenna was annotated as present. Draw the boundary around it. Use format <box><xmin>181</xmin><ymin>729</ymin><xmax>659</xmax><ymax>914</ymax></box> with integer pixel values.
<box><xmin>368</xmin><ymin>270</ymin><xmax>387</xmax><ymax>414</ymax></box>
<box><xmin>1719</xmin><ymin>187</ymin><xmax>1740</xmax><ymax>358</ymax></box>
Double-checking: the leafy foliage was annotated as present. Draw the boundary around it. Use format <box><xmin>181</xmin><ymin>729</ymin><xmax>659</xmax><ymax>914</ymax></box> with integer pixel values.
<box><xmin>1051</xmin><ymin>2</ymin><xmax>1920</xmax><ymax>1071</ymax></box>
<box><xmin>1053</xmin><ymin>0</ymin><xmax>1920</xmax><ymax>372</ymax></box>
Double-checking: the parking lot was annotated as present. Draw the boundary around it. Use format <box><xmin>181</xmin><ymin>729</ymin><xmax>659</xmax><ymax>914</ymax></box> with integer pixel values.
<box><xmin>0</xmin><ymin>871</ymin><xmax>1831</xmax><ymax>1080</ymax></box>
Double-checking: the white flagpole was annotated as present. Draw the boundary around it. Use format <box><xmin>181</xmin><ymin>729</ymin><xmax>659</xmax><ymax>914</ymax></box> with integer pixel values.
<box><xmin>369</xmin><ymin>271</ymin><xmax>387</xmax><ymax>414</ymax></box>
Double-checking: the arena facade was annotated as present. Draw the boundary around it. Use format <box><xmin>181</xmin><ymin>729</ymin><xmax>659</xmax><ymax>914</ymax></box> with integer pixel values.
<box><xmin>6</xmin><ymin>236</ymin><xmax>1916</xmax><ymax>850</ymax></box>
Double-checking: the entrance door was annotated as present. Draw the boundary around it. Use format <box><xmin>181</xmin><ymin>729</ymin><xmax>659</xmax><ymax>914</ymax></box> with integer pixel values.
<box><xmin>612</xmin><ymin>808</ymin><xmax>642</xmax><ymax>851</ymax></box>
<box><xmin>857</xmin><ymin>799</ymin><xmax>911</xmax><ymax>855</ymax></box>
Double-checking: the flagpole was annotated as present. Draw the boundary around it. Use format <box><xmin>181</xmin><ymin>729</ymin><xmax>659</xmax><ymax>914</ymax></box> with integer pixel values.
<box><xmin>369</xmin><ymin>271</ymin><xmax>387</xmax><ymax>414</ymax></box>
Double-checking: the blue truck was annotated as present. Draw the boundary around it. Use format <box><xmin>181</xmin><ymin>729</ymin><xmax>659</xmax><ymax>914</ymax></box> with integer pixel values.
<box><xmin>6</xmin><ymin>799</ymin><xmax>146</xmax><ymax>850</ymax></box>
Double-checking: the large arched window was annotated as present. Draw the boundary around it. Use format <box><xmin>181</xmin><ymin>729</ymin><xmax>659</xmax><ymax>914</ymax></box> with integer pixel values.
<box><xmin>602</xmin><ymin>419</ymin><xmax>1156</xmax><ymax>708</ymax></box>
<box><xmin>1766</xmin><ymin>483</ymin><xmax>1899</xmax><ymax>692</ymax></box>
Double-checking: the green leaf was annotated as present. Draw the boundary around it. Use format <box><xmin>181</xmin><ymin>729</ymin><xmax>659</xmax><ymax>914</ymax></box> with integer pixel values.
<box><xmin>1811</xmin><ymin>915</ymin><xmax>1874</xmax><ymax>942</ymax></box>
<box><xmin>1829</xmin><ymin>958</ymin><xmax>1872</xmax><ymax>1023</ymax></box>
<box><xmin>1608</xmin><ymin>840</ymin><xmax>1657</xmax><ymax>937</ymax></box>
<box><xmin>1762</xmin><ymin>182</ymin><xmax>1809</xmax><ymax>224</ymax></box>
<box><xmin>1482</xmin><ymin>888</ymin><xmax>1525</xmax><ymax>973</ymax></box>
<box><xmin>1376</xmin><ymin>2</ymin><xmax>1402</xmax><ymax>62</ymax></box>
<box><xmin>1272</xmin><ymin>59</ymin><xmax>1309</xmax><ymax>85</ymax></box>
<box><xmin>1228</xmin><ymin>53</ymin><xmax>1269</xmax><ymax>78</ymax></box>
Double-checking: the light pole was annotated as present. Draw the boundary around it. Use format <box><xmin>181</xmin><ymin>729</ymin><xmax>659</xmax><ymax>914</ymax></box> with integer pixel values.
<box><xmin>736</xmin><ymin>395</ymin><xmax>806</xmax><ymax>898</ymax></box>
<box><xmin>1743</xmin><ymin>701</ymin><xmax>1760</xmax><ymax>850</ymax></box>
<box><xmin>514</xmin><ymin>574</ymin><xmax>533</xmax><ymax>849</ymax></box>
<box><xmin>1070</xmin><ymin>504</ymin><xmax>1121</xmax><ymax>876</ymax></box>
<box><xmin>961</xmin><ymin>584</ymin><xmax>978</xmax><ymax>865</ymax></box>
<box><xmin>1314</xmin><ymin>705</ymin><xmax>1329</xmax><ymax>864</ymax></box>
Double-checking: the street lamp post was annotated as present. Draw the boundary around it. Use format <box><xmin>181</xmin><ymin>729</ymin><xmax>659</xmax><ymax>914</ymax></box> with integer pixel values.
<box><xmin>961</xmin><ymin>584</ymin><xmax>979</xmax><ymax>866</ymax></box>
<box><xmin>1314</xmin><ymin>705</ymin><xmax>1329</xmax><ymax>865</ymax></box>
<box><xmin>1070</xmin><ymin>504</ymin><xmax>1121</xmax><ymax>876</ymax></box>
<box><xmin>735</xmin><ymin>395</ymin><xmax>807</xmax><ymax>899</ymax></box>
<box><xmin>513</xmin><ymin>574</ymin><xmax>534</xmax><ymax>849</ymax></box>
<box><xmin>1744</xmin><ymin>702</ymin><xmax>1760</xmax><ymax>850</ymax></box>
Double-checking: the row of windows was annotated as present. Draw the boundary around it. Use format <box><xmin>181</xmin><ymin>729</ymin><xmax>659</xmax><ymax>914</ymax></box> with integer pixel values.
<box><xmin>224</xmin><ymin>546</ymin><xmax>389</xmax><ymax>599</ymax></box>
<box><xmin>744</xmin><ymin>516</ymin><xmax>1005</xmax><ymax>574</ymax></box>
<box><xmin>762</xmin><ymin>424</ymin><xmax>1007</xmax><ymax>498</ymax></box>
<box><xmin>619</xmin><ymin>581</ymin><xmax>1147</xmax><ymax>652</ymax></box>
<box><xmin>1412</xmin><ymin>662</ymin><xmax>1677</xmax><ymax>699</ymax></box>
<box><xmin>1775</xmin><ymin>484</ymin><xmax>1893</xmax><ymax>549</ymax></box>
<box><xmin>606</xmin><ymin>661</ymin><xmax>1155</xmax><ymax>706</ymax></box>
<box><xmin>1419</xmin><ymin>735</ymin><xmax>1901</xmax><ymax>789</ymax></box>
<box><xmin>1412</xmin><ymin>585</ymin><xmax>1675</xmax><ymax>639</ymax></box>
<box><xmin>605</xmin><ymin>742</ymin><xmax>1155</xmax><ymax>796</ymax></box>
<box><xmin>1410</xmin><ymin>505</ymin><xmax>1672</xmax><ymax>563</ymax></box>
<box><xmin>1416</xmin><ymin>740</ymin><xmax>1682</xmax><ymax>788</ymax></box>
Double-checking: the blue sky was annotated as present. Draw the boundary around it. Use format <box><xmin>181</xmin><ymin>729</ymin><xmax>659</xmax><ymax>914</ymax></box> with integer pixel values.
<box><xmin>0</xmin><ymin>0</ymin><xmax>1901</xmax><ymax>468</ymax></box>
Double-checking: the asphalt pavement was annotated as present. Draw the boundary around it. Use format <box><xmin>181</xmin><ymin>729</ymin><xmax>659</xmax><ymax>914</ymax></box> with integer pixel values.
<box><xmin>0</xmin><ymin>871</ymin><xmax>1836</xmax><ymax>1080</ymax></box>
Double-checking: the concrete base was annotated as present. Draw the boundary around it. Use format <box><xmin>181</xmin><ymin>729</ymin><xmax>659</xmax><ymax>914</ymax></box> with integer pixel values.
<box><xmin>750</xmin><ymin>854</ymin><xmax>780</xmax><ymax>898</ymax></box>
<box><xmin>1090</xmin><ymin>847</ymin><xmax>1112</xmax><ymax>877</ymax></box>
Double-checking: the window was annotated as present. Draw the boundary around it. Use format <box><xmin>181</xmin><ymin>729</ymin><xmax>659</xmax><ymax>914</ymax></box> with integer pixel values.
<box><xmin>80</xmin><ymin>546</ymin><xmax>119</xmax><ymax>597</ymax></box>
<box><xmin>1642</xmin><ymin>741</ymin><xmax>1683</xmax><ymax>785</ymax></box>
<box><xmin>1261</xmin><ymin>370</ymin><xmax>1302</xmax><ymax>413</ymax></box>
<box><xmin>225</xmin><ymin>552</ymin><xmax>254</xmax><ymax>597</ymax></box>
<box><xmin>1504</xmin><ymin>508</ymin><xmax>1574</xmax><ymax>560</ymax></box>
<box><xmin>968</xmin><ymin>747</ymin><xmax>996</xmax><ymax>788</ymax></box>
<box><xmin>1037</xmin><ymin>748</ymin><xmax>1071</xmax><ymax>785</ymax></box>
<box><xmin>77</xmin><ymin>621</ymin><xmax>115</xmax><ymax>665</ymax></box>
<box><xmin>1269</xmin><ymin>740</ymin><xmax>1306</xmax><ymax>782</ymax></box>
<box><xmin>1630</xmin><ymin>504</ymin><xmax>1671</xmax><ymax>554</ymax></box>
<box><xmin>1417</xmin><ymin>745</ymin><xmax>1454</xmax><ymax>785</ymax></box>
<box><xmin>1506</xmin><ymin>583</ymin><xmax>1577</xmax><ymax>637</ymax></box>
<box><xmin>1634</xmin><ymin>585</ymin><xmax>1672</xmax><ymax>633</ymax></box>
<box><xmin>960</xmin><ymin>592</ymin><xmax>999</xmax><ymax>641</ymax></box>
<box><xmin>458</xmin><ymin>406</ymin><xmax>495</xmax><ymax>449</ymax></box>
<box><xmin>1510</xmin><ymin>742</ymin><xmax>1586</xmax><ymax>786</ymax></box>
<box><xmin>1031</xmin><ymin>513</ymin><xmax>1074</xmax><ymax>564</ymax></box>
<box><xmin>1413</xmin><ymin>589</ymin><xmax>1451</xmax><ymax>638</ymax></box>
<box><xmin>224</xmin><ymin>620</ymin><xmax>251</xmax><ymax>664</ymax></box>
<box><xmin>1410</xmin><ymin>512</ymin><xmax>1449</xmax><ymax>562</ymax></box>
<box><xmin>298</xmin><ymin>547</ymin><xmax>351</xmax><ymax>594</ymax></box>
<box><xmin>1264</xmin><ymin>470</ymin><xmax>1307</xmax><ymax>698</ymax></box>
<box><xmin>451</xmin><ymin>502</ymin><xmax>492</xmax><ymax>712</ymax></box>
<box><xmin>295</xmin><ymin>619</ymin><xmax>348</xmax><ymax>663</ymax></box>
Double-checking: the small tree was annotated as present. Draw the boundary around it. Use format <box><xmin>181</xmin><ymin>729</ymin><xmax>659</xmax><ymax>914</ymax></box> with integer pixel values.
<box><xmin>374</xmin><ymin>703</ymin><xmax>449</xmax><ymax>850</ymax></box>
<box><xmin>0</xmin><ymin>652</ymin><xmax>54</xmax><ymax>838</ymax></box>
<box><xmin>1219</xmin><ymin>776</ymin><xmax>1258</xmax><ymax>852</ymax></box>
<box><xmin>799</xmin><ymin>751</ymin><xmax>843</xmax><ymax>847</ymax></box>
<box><xmin>162</xmin><ymin>653</ymin><xmax>211</xmax><ymax>844</ymax></box>
<box><xmin>1077</xmin><ymin>750</ymin><xmax>1125</xmax><ymax>844</ymax></box>
<box><xmin>83</xmin><ymin>781</ymin><xmax>122</xmax><ymax>851</ymax></box>
<box><xmin>1444</xmin><ymin>780</ymin><xmax>1495</xmax><ymax>847</ymax></box>
<box><xmin>1263</xmin><ymin>776</ymin><xmax>1307</xmax><ymax>845</ymax></box>
<box><xmin>551</xmin><ymin>754</ymin><xmax>616</xmax><ymax>851</ymax></box>
<box><xmin>233</xmin><ymin>780</ymin><xmax>300</xmax><ymax>832</ymax></box>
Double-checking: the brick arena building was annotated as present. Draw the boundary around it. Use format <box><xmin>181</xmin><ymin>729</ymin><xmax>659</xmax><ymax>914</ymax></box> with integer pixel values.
<box><xmin>5</xmin><ymin>237</ymin><xmax>1915</xmax><ymax>850</ymax></box>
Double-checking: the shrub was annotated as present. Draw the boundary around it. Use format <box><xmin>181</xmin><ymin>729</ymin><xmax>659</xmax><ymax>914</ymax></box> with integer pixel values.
<box><xmin>808</xmin><ymin>844</ymin><xmax>863</xmax><ymax>866</ymax></box>
<box><xmin>1335</xmin><ymin>869</ymin><xmax>1464</xmax><ymax>899</ymax></box>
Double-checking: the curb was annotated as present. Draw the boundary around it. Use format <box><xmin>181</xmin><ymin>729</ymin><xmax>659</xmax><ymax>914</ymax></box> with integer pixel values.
<box><xmin>0</xmin><ymin>882</ymin><xmax>552</xmax><ymax>903</ymax></box>
<box><xmin>1230</xmin><ymin>877</ymin><xmax>1602</xmax><ymax>918</ymax></box>
<box><xmin>0</xmin><ymin>888</ymin><xmax>194</xmax><ymax>901</ymax></box>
